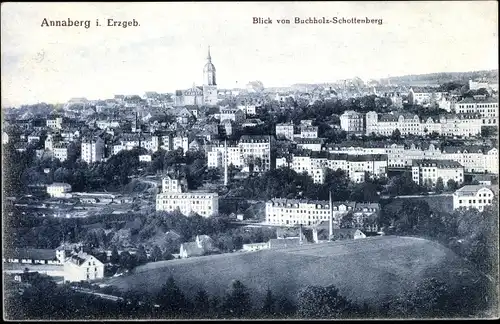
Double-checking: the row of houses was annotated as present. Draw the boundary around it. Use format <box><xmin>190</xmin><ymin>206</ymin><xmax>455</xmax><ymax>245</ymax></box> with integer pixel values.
<box><xmin>324</xmin><ymin>143</ymin><xmax>498</xmax><ymax>174</ymax></box>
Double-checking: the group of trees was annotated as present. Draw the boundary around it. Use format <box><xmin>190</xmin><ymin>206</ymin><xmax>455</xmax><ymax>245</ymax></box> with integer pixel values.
<box><xmin>379</xmin><ymin>198</ymin><xmax>499</xmax><ymax>281</ymax></box>
<box><xmin>6</xmin><ymin>272</ymin><xmax>489</xmax><ymax>320</ymax></box>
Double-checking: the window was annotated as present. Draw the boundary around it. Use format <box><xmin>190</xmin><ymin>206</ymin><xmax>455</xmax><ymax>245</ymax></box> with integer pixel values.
<box><xmin>87</xmin><ymin>274</ymin><xmax>90</xmax><ymax>279</ymax></box>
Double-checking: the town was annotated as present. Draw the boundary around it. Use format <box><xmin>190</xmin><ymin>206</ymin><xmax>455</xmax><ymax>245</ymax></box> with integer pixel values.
<box><xmin>2</xmin><ymin>2</ymin><xmax>499</xmax><ymax>316</ymax></box>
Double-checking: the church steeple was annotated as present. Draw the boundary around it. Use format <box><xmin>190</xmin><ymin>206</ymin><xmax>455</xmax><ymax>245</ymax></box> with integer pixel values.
<box><xmin>203</xmin><ymin>46</ymin><xmax>216</xmax><ymax>86</ymax></box>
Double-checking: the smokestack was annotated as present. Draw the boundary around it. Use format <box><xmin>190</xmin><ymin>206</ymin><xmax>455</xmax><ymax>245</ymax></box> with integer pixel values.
<box><xmin>299</xmin><ymin>224</ymin><xmax>303</xmax><ymax>245</ymax></box>
<box><xmin>224</xmin><ymin>139</ymin><xmax>228</xmax><ymax>186</ymax></box>
<box><xmin>329</xmin><ymin>191</ymin><xmax>333</xmax><ymax>241</ymax></box>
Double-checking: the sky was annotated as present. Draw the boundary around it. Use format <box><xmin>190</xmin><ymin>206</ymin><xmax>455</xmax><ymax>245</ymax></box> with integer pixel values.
<box><xmin>1</xmin><ymin>1</ymin><xmax>498</xmax><ymax>106</ymax></box>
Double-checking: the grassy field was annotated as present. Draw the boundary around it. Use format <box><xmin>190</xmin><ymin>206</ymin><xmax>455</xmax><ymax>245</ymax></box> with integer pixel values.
<box><xmin>103</xmin><ymin>236</ymin><xmax>485</xmax><ymax>308</ymax></box>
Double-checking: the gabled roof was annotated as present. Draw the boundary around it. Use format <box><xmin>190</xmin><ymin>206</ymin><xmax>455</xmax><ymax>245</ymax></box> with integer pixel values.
<box><xmin>454</xmin><ymin>185</ymin><xmax>494</xmax><ymax>196</ymax></box>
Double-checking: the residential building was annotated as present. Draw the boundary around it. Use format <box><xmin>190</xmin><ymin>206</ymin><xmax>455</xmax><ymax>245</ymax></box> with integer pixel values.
<box><xmin>453</xmin><ymin>185</ymin><xmax>495</xmax><ymax>211</ymax></box>
<box><xmin>468</xmin><ymin>79</ymin><xmax>490</xmax><ymax>91</ymax></box>
<box><xmin>266</xmin><ymin>199</ymin><xmax>379</xmax><ymax>228</ymax></box>
<box><xmin>156</xmin><ymin>176</ymin><xmax>219</xmax><ymax>217</ymax></box>
<box><xmin>295</xmin><ymin>138</ymin><xmax>324</xmax><ymax>151</ymax></box>
<box><xmin>411</xmin><ymin>159</ymin><xmax>464</xmax><ymax>187</ymax></box>
<box><xmin>63</xmin><ymin>252</ymin><xmax>104</xmax><ymax>282</ymax></box>
<box><xmin>179</xmin><ymin>235</ymin><xmax>218</xmax><ymax>258</ymax></box>
<box><xmin>139</xmin><ymin>154</ymin><xmax>152</xmax><ymax>162</ymax></box>
<box><xmin>366</xmin><ymin>111</ymin><xmax>483</xmax><ymax>137</ymax></box>
<box><xmin>47</xmin><ymin>183</ymin><xmax>72</xmax><ymax>198</ymax></box>
<box><xmin>409</xmin><ymin>88</ymin><xmax>446</xmax><ymax>106</ymax></box>
<box><xmin>238</xmin><ymin>135</ymin><xmax>273</xmax><ymax>172</ymax></box>
<box><xmin>241</xmin><ymin>242</ymin><xmax>270</xmax><ymax>252</ymax></box>
<box><xmin>299</xmin><ymin>125</ymin><xmax>318</xmax><ymax>139</ymax></box>
<box><xmin>340</xmin><ymin>110</ymin><xmax>364</xmax><ymax>133</ymax></box>
<box><xmin>81</xmin><ymin>137</ymin><xmax>105</xmax><ymax>164</ymax></box>
<box><xmin>52</xmin><ymin>142</ymin><xmax>70</xmax><ymax>162</ymax></box>
<box><xmin>219</xmin><ymin>108</ymin><xmax>245</xmax><ymax>123</ymax></box>
<box><xmin>276</xmin><ymin>151</ymin><xmax>387</xmax><ymax>183</ymax></box>
<box><xmin>276</xmin><ymin>123</ymin><xmax>295</xmax><ymax>140</ymax></box>
<box><xmin>3</xmin><ymin>248</ymin><xmax>60</xmax><ymax>265</ymax></box>
<box><xmin>207</xmin><ymin>141</ymin><xmax>242</xmax><ymax>169</ymax></box>
<box><xmin>46</xmin><ymin>116</ymin><xmax>63</xmax><ymax>129</ymax></box>
<box><xmin>454</xmin><ymin>97</ymin><xmax>498</xmax><ymax>126</ymax></box>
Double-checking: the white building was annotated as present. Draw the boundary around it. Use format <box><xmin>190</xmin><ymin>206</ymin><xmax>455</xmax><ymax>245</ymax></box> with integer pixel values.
<box><xmin>156</xmin><ymin>176</ymin><xmax>218</xmax><ymax>217</ymax></box>
<box><xmin>468</xmin><ymin>79</ymin><xmax>490</xmax><ymax>91</ymax></box>
<box><xmin>47</xmin><ymin>183</ymin><xmax>72</xmax><ymax>198</ymax></box>
<box><xmin>63</xmin><ymin>252</ymin><xmax>104</xmax><ymax>282</ymax></box>
<box><xmin>173</xmin><ymin>134</ymin><xmax>189</xmax><ymax>154</ymax></box>
<box><xmin>411</xmin><ymin>159</ymin><xmax>464</xmax><ymax>188</ymax></box>
<box><xmin>299</xmin><ymin>125</ymin><xmax>318</xmax><ymax>139</ymax></box>
<box><xmin>46</xmin><ymin>116</ymin><xmax>63</xmax><ymax>129</ymax></box>
<box><xmin>81</xmin><ymin>137</ymin><xmax>105</xmax><ymax>164</ymax></box>
<box><xmin>219</xmin><ymin>108</ymin><xmax>245</xmax><ymax>123</ymax></box>
<box><xmin>51</xmin><ymin>142</ymin><xmax>70</xmax><ymax>162</ymax></box>
<box><xmin>455</xmin><ymin>97</ymin><xmax>498</xmax><ymax>126</ymax></box>
<box><xmin>242</xmin><ymin>242</ymin><xmax>270</xmax><ymax>252</ymax></box>
<box><xmin>265</xmin><ymin>199</ymin><xmax>379</xmax><ymax>228</ymax></box>
<box><xmin>139</xmin><ymin>154</ymin><xmax>152</xmax><ymax>162</ymax></box>
<box><xmin>453</xmin><ymin>185</ymin><xmax>495</xmax><ymax>211</ymax></box>
<box><xmin>366</xmin><ymin>111</ymin><xmax>482</xmax><ymax>137</ymax></box>
<box><xmin>340</xmin><ymin>110</ymin><xmax>364</xmax><ymax>133</ymax></box>
<box><xmin>295</xmin><ymin>138</ymin><xmax>323</xmax><ymax>151</ymax></box>
<box><xmin>207</xmin><ymin>142</ymin><xmax>242</xmax><ymax>169</ymax></box>
<box><xmin>276</xmin><ymin>123</ymin><xmax>295</xmax><ymax>141</ymax></box>
<box><xmin>409</xmin><ymin>88</ymin><xmax>446</xmax><ymax>106</ymax></box>
<box><xmin>238</xmin><ymin>135</ymin><xmax>273</xmax><ymax>172</ymax></box>
<box><xmin>276</xmin><ymin>152</ymin><xmax>387</xmax><ymax>183</ymax></box>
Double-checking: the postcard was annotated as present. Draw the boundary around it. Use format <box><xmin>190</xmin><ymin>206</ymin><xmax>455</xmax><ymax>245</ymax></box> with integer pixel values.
<box><xmin>2</xmin><ymin>1</ymin><xmax>498</xmax><ymax>320</ymax></box>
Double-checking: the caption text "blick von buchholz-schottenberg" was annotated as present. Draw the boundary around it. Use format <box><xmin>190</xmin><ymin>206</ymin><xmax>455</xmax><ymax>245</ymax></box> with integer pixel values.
<box><xmin>253</xmin><ymin>16</ymin><xmax>384</xmax><ymax>25</ymax></box>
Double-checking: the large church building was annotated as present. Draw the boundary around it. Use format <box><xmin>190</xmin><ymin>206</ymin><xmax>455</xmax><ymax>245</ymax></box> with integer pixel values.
<box><xmin>174</xmin><ymin>47</ymin><xmax>218</xmax><ymax>107</ymax></box>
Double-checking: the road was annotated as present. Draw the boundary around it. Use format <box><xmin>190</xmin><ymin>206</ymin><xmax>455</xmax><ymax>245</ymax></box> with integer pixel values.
<box><xmin>380</xmin><ymin>193</ymin><xmax>453</xmax><ymax>199</ymax></box>
<box><xmin>71</xmin><ymin>286</ymin><xmax>124</xmax><ymax>302</ymax></box>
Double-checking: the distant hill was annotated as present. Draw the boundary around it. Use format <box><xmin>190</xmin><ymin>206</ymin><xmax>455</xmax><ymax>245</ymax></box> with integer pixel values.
<box><xmin>105</xmin><ymin>236</ymin><xmax>487</xmax><ymax>309</ymax></box>
<box><xmin>380</xmin><ymin>70</ymin><xmax>498</xmax><ymax>86</ymax></box>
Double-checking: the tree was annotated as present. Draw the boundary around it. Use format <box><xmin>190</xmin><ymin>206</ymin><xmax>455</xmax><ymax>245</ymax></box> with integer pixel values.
<box><xmin>435</xmin><ymin>177</ymin><xmax>444</xmax><ymax>193</ymax></box>
<box><xmin>136</xmin><ymin>245</ymin><xmax>148</xmax><ymax>265</ymax></box>
<box><xmin>193</xmin><ymin>289</ymin><xmax>210</xmax><ymax>316</ymax></box>
<box><xmin>262</xmin><ymin>288</ymin><xmax>276</xmax><ymax>317</ymax></box>
<box><xmin>446</xmin><ymin>179</ymin><xmax>458</xmax><ymax>191</ymax></box>
<box><xmin>296</xmin><ymin>285</ymin><xmax>353</xmax><ymax>318</ymax></box>
<box><xmin>391</xmin><ymin>129</ymin><xmax>401</xmax><ymax>140</ymax></box>
<box><xmin>110</xmin><ymin>247</ymin><xmax>120</xmax><ymax>264</ymax></box>
<box><xmin>222</xmin><ymin>280</ymin><xmax>252</xmax><ymax>318</ymax></box>
<box><xmin>150</xmin><ymin>245</ymin><xmax>162</xmax><ymax>262</ymax></box>
<box><xmin>157</xmin><ymin>276</ymin><xmax>187</xmax><ymax>317</ymax></box>
<box><xmin>340</xmin><ymin>212</ymin><xmax>354</xmax><ymax>229</ymax></box>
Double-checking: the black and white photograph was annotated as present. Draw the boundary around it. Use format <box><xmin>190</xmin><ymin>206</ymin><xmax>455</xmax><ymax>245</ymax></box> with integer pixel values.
<box><xmin>1</xmin><ymin>1</ymin><xmax>499</xmax><ymax>320</ymax></box>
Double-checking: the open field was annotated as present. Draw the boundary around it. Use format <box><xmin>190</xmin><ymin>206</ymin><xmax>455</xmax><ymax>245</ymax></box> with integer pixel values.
<box><xmin>104</xmin><ymin>236</ymin><xmax>485</xmax><ymax>307</ymax></box>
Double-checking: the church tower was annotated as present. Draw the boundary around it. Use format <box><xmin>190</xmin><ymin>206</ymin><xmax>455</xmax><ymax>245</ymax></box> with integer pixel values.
<box><xmin>202</xmin><ymin>46</ymin><xmax>218</xmax><ymax>106</ymax></box>
<box><xmin>203</xmin><ymin>46</ymin><xmax>216</xmax><ymax>86</ymax></box>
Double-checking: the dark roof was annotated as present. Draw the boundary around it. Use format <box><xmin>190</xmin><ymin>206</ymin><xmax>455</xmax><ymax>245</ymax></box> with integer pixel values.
<box><xmin>4</xmin><ymin>248</ymin><xmax>56</xmax><ymax>261</ymax></box>
<box><xmin>441</xmin><ymin>145</ymin><xmax>489</xmax><ymax>154</ymax></box>
<box><xmin>346</xmin><ymin>154</ymin><xmax>387</xmax><ymax>162</ymax></box>
<box><xmin>268</xmin><ymin>238</ymin><xmax>302</xmax><ymax>249</ymax></box>
<box><xmin>412</xmin><ymin>159</ymin><xmax>463</xmax><ymax>168</ymax></box>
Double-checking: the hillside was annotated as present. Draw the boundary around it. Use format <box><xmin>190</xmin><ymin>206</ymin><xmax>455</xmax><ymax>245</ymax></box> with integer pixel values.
<box><xmin>104</xmin><ymin>236</ymin><xmax>487</xmax><ymax>308</ymax></box>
